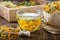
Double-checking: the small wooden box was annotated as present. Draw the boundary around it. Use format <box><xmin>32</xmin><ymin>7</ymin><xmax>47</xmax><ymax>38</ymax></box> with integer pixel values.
<box><xmin>0</xmin><ymin>0</ymin><xmax>3</xmax><ymax>2</ymax></box>
<box><xmin>0</xmin><ymin>4</ymin><xmax>43</xmax><ymax>22</ymax></box>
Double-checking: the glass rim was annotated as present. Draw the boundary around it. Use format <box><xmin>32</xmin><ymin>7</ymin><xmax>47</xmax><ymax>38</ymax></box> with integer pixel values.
<box><xmin>16</xmin><ymin>10</ymin><xmax>43</xmax><ymax>17</ymax></box>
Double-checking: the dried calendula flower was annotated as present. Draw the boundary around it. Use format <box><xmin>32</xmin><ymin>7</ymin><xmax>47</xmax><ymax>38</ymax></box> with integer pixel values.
<box><xmin>44</xmin><ymin>5</ymin><xmax>51</xmax><ymax>11</ymax></box>
<box><xmin>44</xmin><ymin>1</ymin><xmax>60</xmax><ymax>14</ymax></box>
<box><xmin>15</xmin><ymin>27</ymin><xmax>20</xmax><ymax>35</ymax></box>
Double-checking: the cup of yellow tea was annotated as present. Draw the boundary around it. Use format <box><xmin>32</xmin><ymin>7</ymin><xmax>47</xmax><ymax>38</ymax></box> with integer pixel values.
<box><xmin>16</xmin><ymin>9</ymin><xmax>43</xmax><ymax>32</ymax></box>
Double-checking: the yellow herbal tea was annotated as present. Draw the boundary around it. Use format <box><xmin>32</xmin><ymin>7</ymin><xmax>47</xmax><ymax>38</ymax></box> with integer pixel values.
<box><xmin>16</xmin><ymin>12</ymin><xmax>42</xmax><ymax>32</ymax></box>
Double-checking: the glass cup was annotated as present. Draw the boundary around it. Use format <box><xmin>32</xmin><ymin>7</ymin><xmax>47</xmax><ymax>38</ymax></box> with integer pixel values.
<box><xmin>16</xmin><ymin>9</ymin><xmax>43</xmax><ymax>32</ymax></box>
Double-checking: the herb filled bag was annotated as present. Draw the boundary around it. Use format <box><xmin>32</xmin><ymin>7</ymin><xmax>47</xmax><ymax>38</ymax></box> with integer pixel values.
<box><xmin>44</xmin><ymin>1</ymin><xmax>60</xmax><ymax>29</ymax></box>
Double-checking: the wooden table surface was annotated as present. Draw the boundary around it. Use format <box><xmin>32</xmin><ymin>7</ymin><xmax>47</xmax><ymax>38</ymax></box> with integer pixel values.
<box><xmin>0</xmin><ymin>17</ymin><xmax>60</xmax><ymax>40</ymax></box>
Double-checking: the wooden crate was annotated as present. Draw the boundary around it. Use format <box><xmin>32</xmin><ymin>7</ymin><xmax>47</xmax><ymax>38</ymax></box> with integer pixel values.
<box><xmin>0</xmin><ymin>0</ymin><xmax>3</xmax><ymax>1</ymax></box>
<box><xmin>33</xmin><ymin>0</ymin><xmax>45</xmax><ymax>5</ymax></box>
<box><xmin>0</xmin><ymin>4</ymin><xmax>43</xmax><ymax>22</ymax></box>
